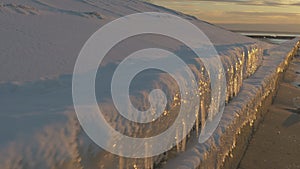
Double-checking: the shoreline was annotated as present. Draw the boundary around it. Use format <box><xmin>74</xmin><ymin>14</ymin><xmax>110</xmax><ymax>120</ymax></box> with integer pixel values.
<box><xmin>238</xmin><ymin>48</ymin><xmax>300</xmax><ymax>169</ymax></box>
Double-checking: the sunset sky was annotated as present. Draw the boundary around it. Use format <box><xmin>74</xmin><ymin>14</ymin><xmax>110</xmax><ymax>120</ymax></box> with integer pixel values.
<box><xmin>151</xmin><ymin>0</ymin><xmax>300</xmax><ymax>33</ymax></box>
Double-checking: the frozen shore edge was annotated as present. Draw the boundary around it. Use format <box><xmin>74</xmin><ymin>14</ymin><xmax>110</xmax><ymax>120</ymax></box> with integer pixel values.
<box><xmin>163</xmin><ymin>38</ymin><xmax>300</xmax><ymax>169</ymax></box>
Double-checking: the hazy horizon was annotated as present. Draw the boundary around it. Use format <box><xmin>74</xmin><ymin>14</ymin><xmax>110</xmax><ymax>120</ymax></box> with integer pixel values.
<box><xmin>219</xmin><ymin>23</ymin><xmax>300</xmax><ymax>34</ymax></box>
<box><xmin>150</xmin><ymin>0</ymin><xmax>300</xmax><ymax>34</ymax></box>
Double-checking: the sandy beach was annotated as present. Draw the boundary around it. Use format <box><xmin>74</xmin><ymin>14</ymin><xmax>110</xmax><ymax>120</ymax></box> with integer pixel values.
<box><xmin>239</xmin><ymin>48</ymin><xmax>300</xmax><ymax>169</ymax></box>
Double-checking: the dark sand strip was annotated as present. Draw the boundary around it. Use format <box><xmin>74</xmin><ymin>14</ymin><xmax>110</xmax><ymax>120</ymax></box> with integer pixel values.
<box><xmin>238</xmin><ymin>49</ymin><xmax>300</xmax><ymax>169</ymax></box>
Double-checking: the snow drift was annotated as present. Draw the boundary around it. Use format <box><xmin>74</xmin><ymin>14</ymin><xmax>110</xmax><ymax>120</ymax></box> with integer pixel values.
<box><xmin>1</xmin><ymin>0</ymin><xmax>296</xmax><ymax>169</ymax></box>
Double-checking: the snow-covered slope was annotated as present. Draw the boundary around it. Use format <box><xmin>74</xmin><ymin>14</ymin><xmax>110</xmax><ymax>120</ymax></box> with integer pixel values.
<box><xmin>0</xmin><ymin>0</ymin><xmax>265</xmax><ymax>82</ymax></box>
<box><xmin>0</xmin><ymin>0</ymin><xmax>273</xmax><ymax>169</ymax></box>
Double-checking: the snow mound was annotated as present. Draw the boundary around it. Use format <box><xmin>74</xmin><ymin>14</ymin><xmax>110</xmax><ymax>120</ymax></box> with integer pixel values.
<box><xmin>0</xmin><ymin>0</ymin><xmax>276</xmax><ymax>168</ymax></box>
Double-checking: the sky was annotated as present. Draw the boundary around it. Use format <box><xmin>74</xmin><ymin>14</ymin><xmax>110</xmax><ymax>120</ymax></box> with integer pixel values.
<box><xmin>150</xmin><ymin>0</ymin><xmax>300</xmax><ymax>33</ymax></box>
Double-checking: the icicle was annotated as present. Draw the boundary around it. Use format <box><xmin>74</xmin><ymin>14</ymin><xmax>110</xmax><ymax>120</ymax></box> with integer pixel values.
<box><xmin>150</xmin><ymin>158</ymin><xmax>154</xmax><ymax>169</ymax></box>
<box><xmin>176</xmin><ymin>127</ymin><xmax>180</xmax><ymax>153</ymax></box>
<box><xmin>145</xmin><ymin>142</ymin><xmax>149</xmax><ymax>169</ymax></box>
<box><xmin>119</xmin><ymin>156</ymin><xmax>125</xmax><ymax>169</ymax></box>
<box><xmin>146</xmin><ymin>157</ymin><xmax>153</xmax><ymax>169</ymax></box>
<box><xmin>201</xmin><ymin>100</ymin><xmax>206</xmax><ymax>130</ymax></box>
<box><xmin>196</xmin><ymin>108</ymin><xmax>199</xmax><ymax>137</ymax></box>
<box><xmin>144</xmin><ymin>142</ymin><xmax>153</xmax><ymax>169</ymax></box>
<box><xmin>181</xmin><ymin>120</ymin><xmax>187</xmax><ymax>151</ymax></box>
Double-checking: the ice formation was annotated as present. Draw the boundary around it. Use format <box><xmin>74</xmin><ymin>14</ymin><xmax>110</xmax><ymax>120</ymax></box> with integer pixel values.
<box><xmin>0</xmin><ymin>0</ymin><xmax>299</xmax><ymax>169</ymax></box>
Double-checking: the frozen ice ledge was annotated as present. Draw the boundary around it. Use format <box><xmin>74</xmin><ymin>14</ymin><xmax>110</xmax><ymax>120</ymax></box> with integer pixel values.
<box><xmin>161</xmin><ymin>38</ymin><xmax>300</xmax><ymax>169</ymax></box>
<box><xmin>0</xmin><ymin>0</ymin><xmax>299</xmax><ymax>169</ymax></box>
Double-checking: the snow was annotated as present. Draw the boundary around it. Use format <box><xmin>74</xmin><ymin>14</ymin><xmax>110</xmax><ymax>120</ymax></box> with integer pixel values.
<box><xmin>0</xmin><ymin>0</ymin><xmax>292</xmax><ymax>168</ymax></box>
<box><xmin>162</xmin><ymin>39</ymin><xmax>300</xmax><ymax>169</ymax></box>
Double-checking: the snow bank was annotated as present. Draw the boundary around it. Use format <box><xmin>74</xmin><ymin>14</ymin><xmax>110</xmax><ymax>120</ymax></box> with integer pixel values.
<box><xmin>162</xmin><ymin>39</ymin><xmax>300</xmax><ymax>169</ymax></box>
<box><xmin>0</xmin><ymin>0</ymin><xmax>289</xmax><ymax>169</ymax></box>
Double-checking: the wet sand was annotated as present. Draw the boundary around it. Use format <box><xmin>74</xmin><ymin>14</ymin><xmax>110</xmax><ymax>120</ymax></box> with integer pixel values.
<box><xmin>238</xmin><ymin>49</ymin><xmax>300</xmax><ymax>169</ymax></box>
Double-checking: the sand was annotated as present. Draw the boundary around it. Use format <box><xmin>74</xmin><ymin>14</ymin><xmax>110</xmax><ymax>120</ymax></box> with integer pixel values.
<box><xmin>238</xmin><ymin>49</ymin><xmax>300</xmax><ymax>169</ymax></box>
